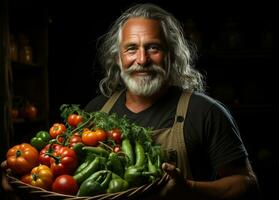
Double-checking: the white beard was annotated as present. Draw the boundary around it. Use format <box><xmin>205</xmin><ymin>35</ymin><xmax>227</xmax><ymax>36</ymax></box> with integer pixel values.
<box><xmin>120</xmin><ymin>64</ymin><xmax>167</xmax><ymax>96</ymax></box>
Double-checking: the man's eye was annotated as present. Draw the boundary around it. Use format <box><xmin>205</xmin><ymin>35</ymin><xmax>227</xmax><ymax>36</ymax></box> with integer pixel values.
<box><xmin>147</xmin><ymin>45</ymin><xmax>160</xmax><ymax>53</ymax></box>
<box><xmin>125</xmin><ymin>45</ymin><xmax>137</xmax><ymax>51</ymax></box>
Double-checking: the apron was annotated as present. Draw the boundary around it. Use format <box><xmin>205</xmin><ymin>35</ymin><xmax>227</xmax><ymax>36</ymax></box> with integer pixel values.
<box><xmin>100</xmin><ymin>90</ymin><xmax>192</xmax><ymax>179</ymax></box>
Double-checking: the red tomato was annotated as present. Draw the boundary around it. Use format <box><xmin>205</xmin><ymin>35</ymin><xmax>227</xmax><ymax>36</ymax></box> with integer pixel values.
<box><xmin>82</xmin><ymin>130</ymin><xmax>99</xmax><ymax>146</ymax></box>
<box><xmin>49</xmin><ymin>146</ymin><xmax>78</xmax><ymax>177</ymax></box>
<box><xmin>69</xmin><ymin>133</ymin><xmax>82</xmax><ymax>148</ymax></box>
<box><xmin>67</xmin><ymin>114</ymin><xmax>83</xmax><ymax>127</ymax></box>
<box><xmin>108</xmin><ymin>128</ymin><xmax>122</xmax><ymax>144</ymax></box>
<box><xmin>113</xmin><ymin>145</ymin><xmax>121</xmax><ymax>153</ymax></box>
<box><xmin>52</xmin><ymin>175</ymin><xmax>78</xmax><ymax>195</ymax></box>
<box><xmin>49</xmin><ymin>123</ymin><xmax>66</xmax><ymax>139</ymax></box>
<box><xmin>23</xmin><ymin>104</ymin><xmax>38</xmax><ymax>119</ymax></box>
<box><xmin>39</xmin><ymin>144</ymin><xmax>62</xmax><ymax>166</ymax></box>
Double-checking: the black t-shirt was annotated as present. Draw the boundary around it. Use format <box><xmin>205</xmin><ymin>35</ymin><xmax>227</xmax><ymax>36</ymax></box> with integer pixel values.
<box><xmin>85</xmin><ymin>87</ymin><xmax>248</xmax><ymax>180</ymax></box>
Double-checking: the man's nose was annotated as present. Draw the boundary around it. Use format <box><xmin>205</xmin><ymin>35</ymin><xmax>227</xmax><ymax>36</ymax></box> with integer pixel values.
<box><xmin>136</xmin><ymin>49</ymin><xmax>149</xmax><ymax>66</ymax></box>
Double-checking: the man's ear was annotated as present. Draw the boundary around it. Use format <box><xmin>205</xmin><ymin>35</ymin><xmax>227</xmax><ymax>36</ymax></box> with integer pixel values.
<box><xmin>116</xmin><ymin>57</ymin><xmax>120</xmax><ymax>66</ymax></box>
<box><xmin>116</xmin><ymin>55</ymin><xmax>121</xmax><ymax>67</ymax></box>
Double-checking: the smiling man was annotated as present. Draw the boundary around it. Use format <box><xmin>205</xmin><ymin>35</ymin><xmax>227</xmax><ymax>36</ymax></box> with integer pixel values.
<box><xmin>85</xmin><ymin>3</ymin><xmax>260</xmax><ymax>199</ymax></box>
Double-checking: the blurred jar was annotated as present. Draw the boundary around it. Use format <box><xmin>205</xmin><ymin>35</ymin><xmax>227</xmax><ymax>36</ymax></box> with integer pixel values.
<box><xmin>19</xmin><ymin>34</ymin><xmax>33</xmax><ymax>64</ymax></box>
<box><xmin>9</xmin><ymin>34</ymin><xmax>18</xmax><ymax>61</ymax></box>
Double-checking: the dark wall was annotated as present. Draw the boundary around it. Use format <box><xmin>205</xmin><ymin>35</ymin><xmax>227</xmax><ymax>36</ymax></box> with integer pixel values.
<box><xmin>48</xmin><ymin>0</ymin><xmax>277</xmax><ymax>118</ymax></box>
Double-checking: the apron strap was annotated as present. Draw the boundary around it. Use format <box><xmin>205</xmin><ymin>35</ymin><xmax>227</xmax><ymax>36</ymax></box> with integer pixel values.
<box><xmin>172</xmin><ymin>90</ymin><xmax>193</xmax><ymax>179</ymax></box>
<box><xmin>100</xmin><ymin>90</ymin><xmax>125</xmax><ymax>113</ymax></box>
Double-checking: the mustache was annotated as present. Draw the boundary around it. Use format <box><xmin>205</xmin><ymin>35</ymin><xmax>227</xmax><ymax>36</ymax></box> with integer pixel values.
<box><xmin>124</xmin><ymin>64</ymin><xmax>166</xmax><ymax>76</ymax></box>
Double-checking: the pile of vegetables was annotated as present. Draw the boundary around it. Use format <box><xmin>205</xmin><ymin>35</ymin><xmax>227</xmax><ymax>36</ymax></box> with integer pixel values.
<box><xmin>5</xmin><ymin>104</ymin><xmax>163</xmax><ymax>197</ymax></box>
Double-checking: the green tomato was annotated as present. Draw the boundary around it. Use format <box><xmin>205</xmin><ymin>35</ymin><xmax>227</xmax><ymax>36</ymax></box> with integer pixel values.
<box><xmin>30</xmin><ymin>131</ymin><xmax>51</xmax><ymax>150</ymax></box>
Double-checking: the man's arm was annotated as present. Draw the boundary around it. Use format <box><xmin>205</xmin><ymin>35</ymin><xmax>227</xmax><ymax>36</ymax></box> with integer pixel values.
<box><xmin>160</xmin><ymin>158</ymin><xmax>260</xmax><ymax>200</ymax></box>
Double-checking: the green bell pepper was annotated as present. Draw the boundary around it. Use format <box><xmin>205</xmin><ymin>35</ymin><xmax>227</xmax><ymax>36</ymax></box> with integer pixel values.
<box><xmin>30</xmin><ymin>131</ymin><xmax>51</xmax><ymax>150</ymax></box>
<box><xmin>107</xmin><ymin>177</ymin><xmax>129</xmax><ymax>193</ymax></box>
<box><xmin>77</xmin><ymin>170</ymin><xmax>112</xmax><ymax>196</ymax></box>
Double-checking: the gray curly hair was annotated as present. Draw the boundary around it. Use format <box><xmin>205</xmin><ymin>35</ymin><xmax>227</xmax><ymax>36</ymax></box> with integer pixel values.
<box><xmin>97</xmin><ymin>3</ymin><xmax>205</xmax><ymax>97</ymax></box>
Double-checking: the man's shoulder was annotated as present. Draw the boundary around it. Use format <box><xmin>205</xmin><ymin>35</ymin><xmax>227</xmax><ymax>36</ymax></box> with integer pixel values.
<box><xmin>189</xmin><ymin>91</ymin><xmax>230</xmax><ymax>115</ymax></box>
<box><xmin>84</xmin><ymin>94</ymin><xmax>109</xmax><ymax>112</ymax></box>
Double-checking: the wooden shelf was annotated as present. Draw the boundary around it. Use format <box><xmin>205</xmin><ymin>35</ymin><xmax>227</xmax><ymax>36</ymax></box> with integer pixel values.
<box><xmin>7</xmin><ymin>0</ymin><xmax>49</xmax><ymax>143</ymax></box>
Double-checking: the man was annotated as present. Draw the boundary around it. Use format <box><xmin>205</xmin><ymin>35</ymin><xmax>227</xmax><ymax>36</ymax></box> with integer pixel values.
<box><xmin>85</xmin><ymin>3</ymin><xmax>260</xmax><ymax>199</ymax></box>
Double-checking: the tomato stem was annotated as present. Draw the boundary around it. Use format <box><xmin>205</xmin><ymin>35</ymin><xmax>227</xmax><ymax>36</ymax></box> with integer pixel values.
<box><xmin>15</xmin><ymin>150</ymin><xmax>21</xmax><ymax>158</ymax></box>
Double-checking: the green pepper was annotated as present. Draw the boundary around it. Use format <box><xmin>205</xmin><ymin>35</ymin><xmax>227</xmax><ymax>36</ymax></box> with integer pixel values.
<box><xmin>135</xmin><ymin>141</ymin><xmax>145</xmax><ymax>167</ymax></box>
<box><xmin>30</xmin><ymin>131</ymin><xmax>51</xmax><ymax>150</ymax></box>
<box><xmin>74</xmin><ymin>153</ymin><xmax>96</xmax><ymax>175</ymax></box>
<box><xmin>82</xmin><ymin>146</ymin><xmax>109</xmax><ymax>158</ymax></box>
<box><xmin>72</xmin><ymin>142</ymin><xmax>85</xmax><ymax>155</ymax></box>
<box><xmin>77</xmin><ymin>170</ymin><xmax>112</xmax><ymax>196</ymax></box>
<box><xmin>72</xmin><ymin>142</ymin><xmax>86</xmax><ymax>164</ymax></box>
<box><xmin>73</xmin><ymin>156</ymin><xmax>100</xmax><ymax>184</ymax></box>
<box><xmin>108</xmin><ymin>152</ymin><xmax>124</xmax><ymax>177</ymax></box>
<box><xmin>147</xmin><ymin>154</ymin><xmax>158</xmax><ymax>176</ymax></box>
<box><xmin>107</xmin><ymin>177</ymin><xmax>129</xmax><ymax>193</ymax></box>
<box><xmin>124</xmin><ymin>165</ymin><xmax>148</xmax><ymax>187</ymax></box>
<box><xmin>121</xmin><ymin>139</ymin><xmax>134</xmax><ymax>166</ymax></box>
<box><xmin>76</xmin><ymin>179</ymin><xmax>102</xmax><ymax>196</ymax></box>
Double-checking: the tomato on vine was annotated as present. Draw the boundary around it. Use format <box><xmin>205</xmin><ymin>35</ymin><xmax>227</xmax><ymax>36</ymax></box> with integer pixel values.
<box><xmin>49</xmin><ymin>123</ymin><xmax>66</xmax><ymax>139</ymax></box>
<box><xmin>107</xmin><ymin>128</ymin><xmax>122</xmax><ymax>144</ymax></box>
<box><xmin>69</xmin><ymin>133</ymin><xmax>82</xmax><ymax>148</ymax></box>
<box><xmin>81</xmin><ymin>130</ymin><xmax>99</xmax><ymax>146</ymax></box>
<box><xmin>67</xmin><ymin>114</ymin><xmax>83</xmax><ymax>127</ymax></box>
<box><xmin>95</xmin><ymin>128</ymin><xmax>107</xmax><ymax>142</ymax></box>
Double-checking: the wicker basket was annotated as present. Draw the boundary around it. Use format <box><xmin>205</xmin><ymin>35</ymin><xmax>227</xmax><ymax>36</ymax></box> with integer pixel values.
<box><xmin>4</xmin><ymin>168</ymin><xmax>167</xmax><ymax>200</ymax></box>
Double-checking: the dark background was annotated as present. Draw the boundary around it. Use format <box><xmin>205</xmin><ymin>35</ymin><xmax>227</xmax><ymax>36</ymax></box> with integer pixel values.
<box><xmin>3</xmin><ymin>0</ymin><xmax>278</xmax><ymax>199</ymax></box>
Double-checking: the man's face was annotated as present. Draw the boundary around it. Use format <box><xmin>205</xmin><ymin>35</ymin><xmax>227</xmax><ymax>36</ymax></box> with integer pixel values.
<box><xmin>118</xmin><ymin>18</ymin><xmax>167</xmax><ymax>96</ymax></box>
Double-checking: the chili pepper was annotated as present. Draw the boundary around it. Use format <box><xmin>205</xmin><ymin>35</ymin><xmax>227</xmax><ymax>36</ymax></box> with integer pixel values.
<box><xmin>71</xmin><ymin>139</ymin><xmax>84</xmax><ymax>152</ymax></box>
<box><xmin>135</xmin><ymin>141</ymin><xmax>145</xmax><ymax>167</ymax></box>
<box><xmin>155</xmin><ymin>154</ymin><xmax>163</xmax><ymax>176</ymax></box>
<box><xmin>30</xmin><ymin>131</ymin><xmax>51</xmax><ymax>151</ymax></box>
<box><xmin>121</xmin><ymin>139</ymin><xmax>134</xmax><ymax>166</ymax></box>
<box><xmin>72</xmin><ymin>142</ymin><xmax>86</xmax><ymax>164</ymax></box>
<box><xmin>73</xmin><ymin>156</ymin><xmax>100</xmax><ymax>184</ymax></box>
<box><xmin>77</xmin><ymin>170</ymin><xmax>112</xmax><ymax>196</ymax></box>
<box><xmin>82</xmin><ymin>146</ymin><xmax>109</xmax><ymax>158</ymax></box>
<box><xmin>147</xmin><ymin>154</ymin><xmax>158</xmax><ymax>176</ymax></box>
<box><xmin>108</xmin><ymin>152</ymin><xmax>124</xmax><ymax>177</ymax></box>
<box><xmin>74</xmin><ymin>159</ymin><xmax>90</xmax><ymax>175</ymax></box>
<box><xmin>74</xmin><ymin>153</ymin><xmax>95</xmax><ymax>175</ymax></box>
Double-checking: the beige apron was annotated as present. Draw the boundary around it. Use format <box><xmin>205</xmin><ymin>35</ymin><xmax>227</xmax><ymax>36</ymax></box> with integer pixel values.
<box><xmin>100</xmin><ymin>90</ymin><xmax>192</xmax><ymax>179</ymax></box>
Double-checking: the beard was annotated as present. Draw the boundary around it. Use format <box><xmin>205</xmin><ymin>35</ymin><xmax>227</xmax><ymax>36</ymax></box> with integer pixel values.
<box><xmin>120</xmin><ymin>64</ymin><xmax>167</xmax><ymax>96</ymax></box>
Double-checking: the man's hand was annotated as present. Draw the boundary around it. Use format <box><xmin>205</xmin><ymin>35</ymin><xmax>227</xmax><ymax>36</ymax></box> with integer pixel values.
<box><xmin>142</xmin><ymin>162</ymin><xmax>188</xmax><ymax>200</ymax></box>
<box><xmin>158</xmin><ymin>162</ymin><xmax>188</xmax><ymax>199</ymax></box>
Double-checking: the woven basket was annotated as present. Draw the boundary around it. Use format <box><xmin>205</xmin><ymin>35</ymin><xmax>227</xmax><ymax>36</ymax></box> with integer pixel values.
<box><xmin>4</xmin><ymin>168</ymin><xmax>167</xmax><ymax>200</ymax></box>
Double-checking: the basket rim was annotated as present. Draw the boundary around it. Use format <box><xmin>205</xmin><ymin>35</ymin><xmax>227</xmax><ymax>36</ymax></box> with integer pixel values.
<box><xmin>5</xmin><ymin>168</ymin><xmax>167</xmax><ymax>200</ymax></box>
